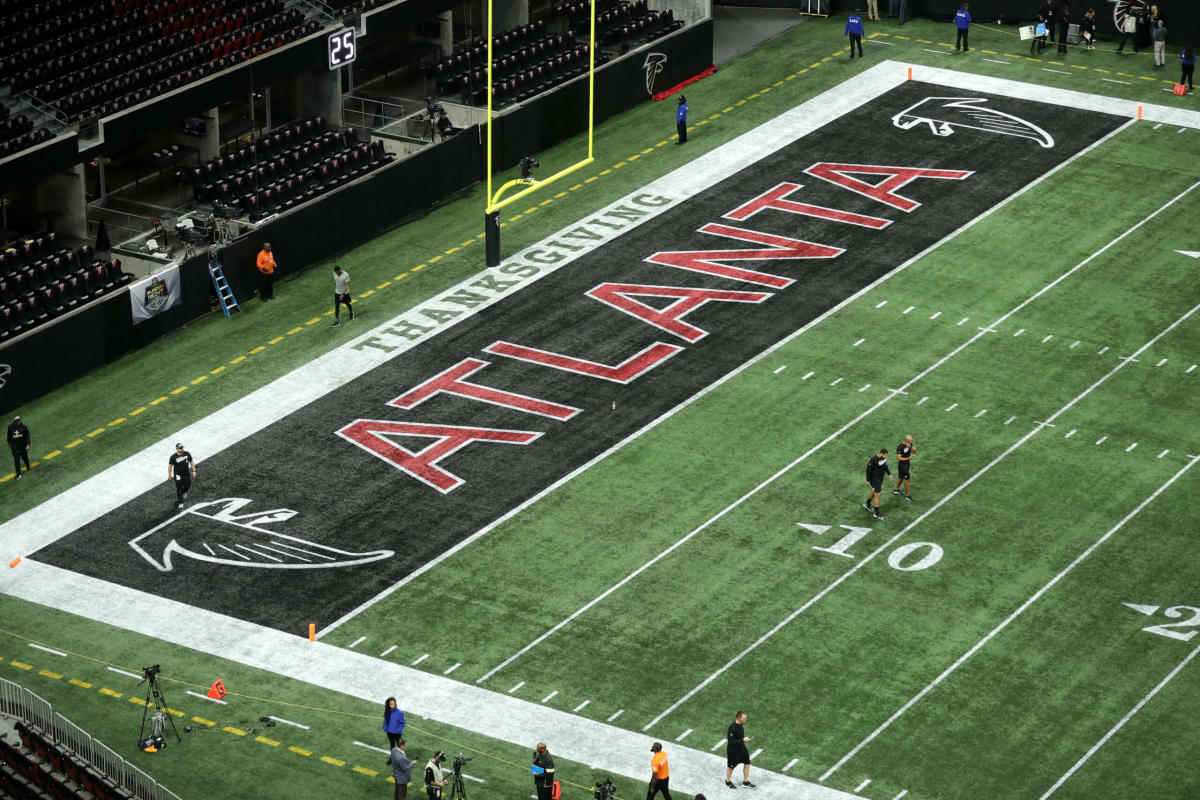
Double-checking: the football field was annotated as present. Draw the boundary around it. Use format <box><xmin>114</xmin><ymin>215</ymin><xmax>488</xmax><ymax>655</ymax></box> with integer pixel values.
<box><xmin>2</xmin><ymin>22</ymin><xmax>1200</xmax><ymax>800</ymax></box>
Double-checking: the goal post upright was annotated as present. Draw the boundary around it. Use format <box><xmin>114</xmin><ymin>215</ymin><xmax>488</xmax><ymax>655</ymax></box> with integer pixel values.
<box><xmin>485</xmin><ymin>0</ymin><xmax>597</xmax><ymax>267</ymax></box>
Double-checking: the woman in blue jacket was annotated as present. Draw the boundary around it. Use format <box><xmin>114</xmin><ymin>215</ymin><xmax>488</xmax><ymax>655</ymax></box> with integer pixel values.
<box><xmin>384</xmin><ymin>697</ymin><xmax>406</xmax><ymax>748</ymax></box>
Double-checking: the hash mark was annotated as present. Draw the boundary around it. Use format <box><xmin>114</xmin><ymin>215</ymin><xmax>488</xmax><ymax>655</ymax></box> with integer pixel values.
<box><xmin>541</xmin><ymin>690</ymin><xmax>558</xmax><ymax>703</ymax></box>
<box><xmin>957</xmin><ymin>317</ymin><xmax>969</xmax><ymax>326</ymax></box>
<box><xmin>773</xmin><ymin>365</ymin><xmax>787</xmax><ymax>374</ymax></box>
<box><xmin>945</xmin><ymin>403</ymin><xmax>958</xmax><ymax>411</ymax></box>
<box><xmin>784</xmin><ymin>758</ymin><xmax>798</xmax><ymax>771</ymax></box>
<box><xmin>1188</xmin><ymin>365</ymin><xmax>1197</xmax><ymax>373</ymax></box>
<box><xmin>1156</xmin><ymin>358</ymin><xmax>1168</xmax><ymax>367</ymax></box>
<box><xmin>750</xmin><ymin>748</ymin><xmax>763</xmax><ymax>760</ymax></box>
<box><xmin>509</xmin><ymin>682</ymin><xmax>525</xmax><ymax>693</ymax></box>
<box><xmin>853</xmin><ymin>338</ymin><xmax>865</xmax><ymax>347</ymax></box>
<box><xmin>1070</xmin><ymin>340</ymin><xmax>1080</xmax><ymax>349</ymax></box>
<box><xmin>1098</xmin><ymin>346</ymin><xmax>1109</xmax><ymax>355</ymax></box>
<box><xmin>929</xmin><ymin>311</ymin><xmax>941</xmax><ymax>319</ymax></box>
<box><xmin>412</xmin><ymin>654</ymin><xmax>429</xmax><ymax>666</ymax></box>
<box><xmin>444</xmin><ymin>663</ymin><xmax>461</xmax><ymax>675</ymax></box>
<box><xmin>712</xmin><ymin>740</ymin><xmax>725</xmax><ymax>752</ymax></box>
<box><xmin>1014</xmin><ymin>328</ymin><xmax>1025</xmax><ymax>337</ymax></box>
<box><xmin>1158</xmin><ymin>450</ymin><xmax>1170</xmax><ymax>459</ymax></box>
<box><xmin>676</xmin><ymin>729</ymin><xmax>692</xmax><ymax>742</ymax></box>
<box><xmin>802</xmin><ymin>371</ymin><xmax>814</xmax><ymax>380</ymax></box>
<box><xmin>858</xmin><ymin>384</ymin><xmax>871</xmax><ymax>392</ymax></box>
<box><xmin>903</xmin><ymin>306</ymin><xmax>914</xmax><ymax>314</ymax></box>
<box><xmin>1096</xmin><ymin>436</ymin><xmax>1107</xmax><ymax>445</ymax></box>
<box><xmin>574</xmin><ymin>700</ymin><xmax>590</xmax><ymax>712</ymax></box>
<box><xmin>1041</xmin><ymin>335</ymin><xmax>1053</xmax><ymax>343</ymax></box>
<box><xmin>1065</xmin><ymin>429</ymin><xmax>1077</xmax><ymax>438</ymax></box>
<box><xmin>893</xmin><ymin>792</ymin><xmax>909</xmax><ymax>800</ymax></box>
<box><xmin>1005</xmin><ymin>416</ymin><xmax>1017</xmax><ymax>425</ymax></box>
<box><xmin>916</xmin><ymin>396</ymin><xmax>928</xmax><ymax>405</ymax></box>
<box><xmin>830</xmin><ymin>377</ymin><xmax>843</xmax><ymax>386</ymax></box>
<box><xmin>608</xmin><ymin>709</ymin><xmax>624</xmax><ymax>722</ymax></box>
<box><xmin>974</xmin><ymin>409</ymin><xmax>987</xmax><ymax>418</ymax></box>
<box><xmin>876</xmin><ymin>300</ymin><xmax>888</xmax><ymax>308</ymax></box>
<box><xmin>1126</xmin><ymin>442</ymin><xmax>1138</xmax><ymax>452</ymax></box>
<box><xmin>856</xmin><ymin>780</ymin><xmax>872</xmax><ymax>792</ymax></box>
<box><xmin>349</xmin><ymin>636</ymin><xmax>365</xmax><ymax>648</ymax></box>
<box><xmin>379</xmin><ymin>645</ymin><xmax>397</xmax><ymax>657</ymax></box>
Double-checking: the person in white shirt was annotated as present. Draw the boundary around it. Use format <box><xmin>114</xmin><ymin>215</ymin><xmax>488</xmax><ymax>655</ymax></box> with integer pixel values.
<box><xmin>332</xmin><ymin>265</ymin><xmax>355</xmax><ymax>328</ymax></box>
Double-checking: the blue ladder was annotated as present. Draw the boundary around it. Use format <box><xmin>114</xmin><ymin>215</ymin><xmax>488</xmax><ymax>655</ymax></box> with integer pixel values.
<box><xmin>209</xmin><ymin>254</ymin><xmax>240</xmax><ymax>318</ymax></box>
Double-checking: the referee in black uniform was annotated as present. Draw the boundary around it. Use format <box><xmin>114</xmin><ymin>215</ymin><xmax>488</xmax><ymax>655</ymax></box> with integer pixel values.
<box><xmin>167</xmin><ymin>443</ymin><xmax>196</xmax><ymax>509</ymax></box>
<box><xmin>893</xmin><ymin>434</ymin><xmax>916</xmax><ymax>501</ymax></box>
<box><xmin>863</xmin><ymin>448</ymin><xmax>890</xmax><ymax>520</ymax></box>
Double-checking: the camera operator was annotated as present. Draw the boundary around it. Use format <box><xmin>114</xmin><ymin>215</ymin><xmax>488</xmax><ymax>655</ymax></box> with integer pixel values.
<box><xmin>532</xmin><ymin>742</ymin><xmax>556</xmax><ymax>800</ymax></box>
<box><xmin>425</xmin><ymin>750</ymin><xmax>448</xmax><ymax>799</ymax></box>
<box><xmin>436</xmin><ymin>110</ymin><xmax>456</xmax><ymax>141</ymax></box>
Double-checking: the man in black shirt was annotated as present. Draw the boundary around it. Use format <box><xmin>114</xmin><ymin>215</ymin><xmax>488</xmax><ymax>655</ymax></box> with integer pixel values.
<box><xmin>725</xmin><ymin>711</ymin><xmax>755</xmax><ymax>789</ymax></box>
<box><xmin>7</xmin><ymin>415</ymin><xmax>30</xmax><ymax>480</ymax></box>
<box><xmin>167</xmin><ymin>442</ymin><xmax>197</xmax><ymax>509</ymax></box>
<box><xmin>436</xmin><ymin>110</ymin><xmax>455</xmax><ymax>141</ymax></box>
<box><xmin>892</xmin><ymin>435</ymin><xmax>916</xmax><ymax>501</ymax></box>
<box><xmin>425</xmin><ymin>751</ymin><xmax>448</xmax><ymax>799</ymax></box>
<box><xmin>863</xmin><ymin>448</ymin><xmax>890</xmax><ymax>520</ymax></box>
<box><xmin>532</xmin><ymin>742</ymin><xmax>556</xmax><ymax>800</ymax></box>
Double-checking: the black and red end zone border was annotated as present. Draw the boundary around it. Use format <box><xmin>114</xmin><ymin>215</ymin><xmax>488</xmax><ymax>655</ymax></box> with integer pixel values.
<box><xmin>36</xmin><ymin>82</ymin><xmax>1124</xmax><ymax>632</ymax></box>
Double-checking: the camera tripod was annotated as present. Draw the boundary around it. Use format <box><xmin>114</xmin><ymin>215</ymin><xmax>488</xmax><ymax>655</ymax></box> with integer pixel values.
<box><xmin>449</xmin><ymin>765</ymin><xmax>467</xmax><ymax>800</ymax></box>
<box><xmin>137</xmin><ymin>669</ymin><xmax>182</xmax><ymax>746</ymax></box>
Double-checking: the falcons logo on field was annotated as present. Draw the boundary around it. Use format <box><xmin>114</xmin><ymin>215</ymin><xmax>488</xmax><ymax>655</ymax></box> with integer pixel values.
<box><xmin>893</xmin><ymin>97</ymin><xmax>1055</xmax><ymax>148</ymax></box>
<box><xmin>1109</xmin><ymin>0</ymin><xmax>1147</xmax><ymax>30</ymax></box>
<box><xmin>643</xmin><ymin>52</ymin><xmax>667</xmax><ymax>95</ymax></box>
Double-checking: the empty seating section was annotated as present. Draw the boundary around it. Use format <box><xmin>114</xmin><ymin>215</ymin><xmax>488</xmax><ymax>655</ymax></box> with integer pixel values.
<box><xmin>324</xmin><ymin>0</ymin><xmax>389</xmax><ymax>16</ymax></box>
<box><xmin>0</xmin><ymin>0</ymin><xmax>321</xmax><ymax>123</ymax></box>
<box><xmin>556</xmin><ymin>0</ymin><xmax>682</xmax><ymax>47</ymax></box>
<box><xmin>182</xmin><ymin>116</ymin><xmax>394</xmax><ymax>222</ymax></box>
<box><xmin>1</xmin><ymin>722</ymin><xmax>134</xmax><ymax>800</ymax></box>
<box><xmin>0</xmin><ymin>107</ymin><xmax>52</xmax><ymax>158</ymax></box>
<box><xmin>0</xmin><ymin>230</ymin><xmax>132</xmax><ymax>341</ymax></box>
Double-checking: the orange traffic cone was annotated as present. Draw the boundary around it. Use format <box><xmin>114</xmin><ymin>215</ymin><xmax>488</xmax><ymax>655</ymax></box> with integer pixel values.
<box><xmin>207</xmin><ymin>679</ymin><xmax>227</xmax><ymax>700</ymax></box>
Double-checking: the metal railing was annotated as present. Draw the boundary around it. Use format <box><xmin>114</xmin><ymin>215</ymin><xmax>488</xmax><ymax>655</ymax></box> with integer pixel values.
<box><xmin>0</xmin><ymin>677</ymin><xmax>182</xmax><ymax>800</ymax></box>
<box><xmin>342</xmin><ymin>94</ymin><xmax>407</xmax><ymax>132</ymax></box>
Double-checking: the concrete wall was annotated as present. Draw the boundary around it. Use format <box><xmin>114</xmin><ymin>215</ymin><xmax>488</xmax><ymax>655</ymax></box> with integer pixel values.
<box><xmin>35</xmin><ymin>165</ymin><xmax>88</xmax><ymax>240</ymax></box>
<box><xmin>651</xmin><ymin>0</ymin><xmax>711</xmax><ymax>26</ymax></box>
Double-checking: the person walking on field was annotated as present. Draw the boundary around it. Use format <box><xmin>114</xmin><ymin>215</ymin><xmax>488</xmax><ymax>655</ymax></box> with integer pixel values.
<box><xmin>845</xmin><ymin>9</ymin><xmax>865</xmax><ymax>58</ymax></box>
<box><xmin>893</xmin><ymin>434</ymin><xmax>917</xmax><ymax>501</ymax></box>
<box><xmin>863</xmin><ymin>447</ymin><xmax>890</xmax><ymax>521</ymax></box>
<box><xmin>1056</xmin><ymin>6</ymin><xmax>1070</xmax><ymax>56</ymax></box>
<box><xmin>7</xmin><ymin>414</ymin><xmax>30</xmax><ymax>480</ymax></box>
<box><xmin>1182</xmin><ymin>47</ymin><xmax>1196</xmax><ymax>92</ymax></box>
<box><xmin>532</xmin><ymin>742</ymin><xmax>556</xmax><ymax>800</ymax></box>
<box><xmin>383</xmin><ymin>697</ymin><xmax>406</xmax><ymax>749</ymax></box>
<box><xmin>1151</xmin><ymin>19</ymin><xmax>1168</xmax><ymax>67</ymax></box>
<box><xmin>167</xmin><ymin>443</ymin><xmax>196</xmax><ymax>509</ymax></box>
<box><xmin>256</xmin><ymin>242</ymin><xmax>276</xmax><ymax>300</ymax></box>
<box><xmin>647</xmin><ymin>742</ymin><xmax>672</xmax><ymax>800</ymax></box>
<box><xmin>954</xmin><ymin>3</ymin><xmax>971</xmax><ymax>51</ymax></box>
<box><xmin>725</xmin><ymin>711</ymin><xmax>756</xmax><ymax>789</ymax></box>
<box><xmin>332</xmin><ymin>265</ymin><xmax>355</xmax><ymax>327</ymax></box>
<box><xmin>675</xmin><ymin>95</ymin><xmax>688</xmax><ymax>145</ymax></box>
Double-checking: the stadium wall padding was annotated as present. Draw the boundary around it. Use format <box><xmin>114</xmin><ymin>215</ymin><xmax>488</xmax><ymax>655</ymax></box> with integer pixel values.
<box><xmin>0</xmin><ymin>19</ymin><xmax>714</xmax><ymax>414</ymax></box>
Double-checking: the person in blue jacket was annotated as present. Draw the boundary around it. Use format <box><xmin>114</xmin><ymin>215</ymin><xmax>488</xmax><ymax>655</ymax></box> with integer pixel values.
<box><xmin>845</xmin><ymin>10</ymin><xmax>865</xmax><ymax>58</ymax></box>
<box><xmin>1182</xmin><ymin>47</ymin><xmax>1196</xmax><ymax>93</ymax></box>
<box><xmin>676</xmin><ymin>95</ymin><xmax>688</xmax><ymax>145</ymax></box>
<box><xmin>384</xmin><ymin>697</ymin><xmax>407</xmax><ymax>749</ymax></box>
<box><xmin>954</xmin><ymin>3</ymin><xmax>971</xmax><ymax>51</ymax></box>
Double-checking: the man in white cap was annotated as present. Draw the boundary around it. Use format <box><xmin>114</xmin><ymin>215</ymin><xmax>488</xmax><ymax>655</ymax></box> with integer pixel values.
<box><xmin>7</xmin><ymin>414</ymin><xmax>30</xmax><ymax>479</ymax></box>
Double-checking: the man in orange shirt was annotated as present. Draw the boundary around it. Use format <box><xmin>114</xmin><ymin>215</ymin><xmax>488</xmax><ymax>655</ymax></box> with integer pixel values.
<box><xmin>647</xmin><ymin>742</ymin><xmax>672</xmax><ymax>800</ymax></box>
<box><xmin>256</xmin><ymin>242</ymin><xmax>276</xmax><ymax>300</ymax></box>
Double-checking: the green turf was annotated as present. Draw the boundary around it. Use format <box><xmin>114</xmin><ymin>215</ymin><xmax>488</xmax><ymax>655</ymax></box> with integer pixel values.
<box><xmin>2</xmin><ymin>14</ymin><xmax>1199</xmax><ymax>800</ymax></box>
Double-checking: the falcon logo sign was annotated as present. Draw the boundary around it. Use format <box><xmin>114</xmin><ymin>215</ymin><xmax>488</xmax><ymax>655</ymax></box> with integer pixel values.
<box><xmin>893</xmin><ymin>97</ymin><xmax>1055</xmax><ymax>148</ymax></box>
<box><xmin>128</xmin><ymin>497</ymin><xmax>394</xmax><ymax>571</ymax></box>
<box><xmin>643</xmin><ymin>52</ymin><xmax>667</xmax><ymax>96</ymax></box>
<box><xmin>1108</xmin><ymin>0</ymin><xmax>1147</xmax><ymax>30</ymax></box>
<box><xmin>0</xmin><ymin>364</ymin><xmax>10</xmax><ymax>389</ymax></box>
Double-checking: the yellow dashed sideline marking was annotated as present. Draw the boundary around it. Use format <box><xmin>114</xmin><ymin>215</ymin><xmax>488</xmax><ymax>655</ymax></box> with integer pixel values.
<box><xmin>321</xmin><ymin>756</ymin><xmax>346</xmax><ymax>767</ymax></box>
<box><xmin>599</xmin><ymin>169</ymin><xmax>612</xmax><ymax>175</ymax></box>
<box><xmin>224</xmin><ymin>727</ymin><xmax>247</xmax><ymax>736</ymax></box>
<box><xmin>286</xmin><ymin>327</ymin><xmax>302</xmax><ymax>335</ymax></box>
<box><xmin>268</xmin><ymin>337</ymin><xmax>284</xmax><ymax>345</ymax></box>
<box><xmin>395</xmin><ymin>273</ymin><xmax>409</xmax><ymax>280</ymax></box>
<box><xmin>722</xmin><ymin>107</ymin><xmax>734</xmax><ymax>113</ymax></box>
<box><xmin>306</xmin><ymin>317</ymin><xmax>322</xmax><ymax>325</ymax></box>
<box><xmin>255</xmin><ymin>736</ymin><xmax>281</xmax><ymax>746</ymax></box>
<box><xmin>612</xmin><ymin>161</ymin><xmax>626</xmax><ymax>169</ymax></box>
<box><xmin>1094</xmin><ymin>67</ymin><xmax>1110</xmax><ymax>73</ymax></box>
<box><xmin>10</xmin><ymin>661</ymin><xmax>32</xmax><ymax>670</ymax></box>
<box><xmin>43</xmin><ymin>450</ymin><xmax>62</xmax><ymax>461</ymax></box>
<box><xmin>289</xmin><ymin>746</ymin><xmax>313</xmax><ymax>757</ymax></box>
<box><xmin>376</xmin><ymin>281</ymin><xmax>392</xmax><ymax>290</ymax></box>
<box><xmin>66</xmin><ymin>439</ymin><xmax>84</xmax><ymax>449</ymax></box>
<box><xmin>192</xmin><ymin>717</ymin><xmax>216</xmax><ymax>727</ymax></box>
<box><xmin>109</xmin><ymin>418</ymin><xmax>125</xmax><ymax>426</ymax></box>
<box><xmin>982</xmin><ymin>49</ymin><xmax>998</xmax><ymax>54</ymax></box>
<box><xmin>86</xmin><ymin>428</ymin><xmax>105</xmax><ymax>437</ymax></box>
<box><xmin>748</xmin><ymin>92</ymin><xmax>760</xmax><ymax>99</ymax></box>
<box><xmin>353</xmin><ymin>766</ymin><xmax>378</xmax><ymax>777</ymax></box>
<box><xmin>210</xmin><ymin>365</ymin><xmax>226</xmax><ymax>374</ymax></box>
<box><xmin>130</xmin><ymin>697</ymin><xmax>148</xmax><ymax>707</ymax></box>
<box><xmin>641</xmin><ymin>147</ymin><xmax>655</xmax><ymax>154</ymax></box>
<box><xmin>189</xmin><ymin>376</ymin><xmax>207</xmax><ymax>385</ymax></box>
<box><xmin>460</xmin><ymin>239</ymin><xmax>475</xmax><ymax>247</ymax></box>
<box><xmin>69</xmin><ymin>679</ymin><xmax>92</xmax><ymax>688</ymax></box>
<box><xmin>99</xmin><ymin>687</ymin><xmax>121</xmax><ymax>697</ymax></box>
<box><xmin>428</xmin><ymin>255</ymin><xmax>442</xmax><ymax>263</ymax></box>
<box><xmin>584</xmin><ymin>176</ymin><xmax>598</xmax><ymax>183</ymax></box>
<box><xmin>129</xmin><ymin>406</ymin><xmax>146</xmax><ymax>416</ymax></box>
<box><xmin>412</xmin><ymin>264</ymin><xmax>426</xmax><ymax>272</ymax></box>
<box><xmin>38</xmin><ymin>670</ymin><xmax>61</xmax><ymax>679</ymax></box>
<box><xmin>230</xmin><ymin>356</ymin><xmax>247</xmax><ymax>364</ymax></box>
<box><xmin>1071</xmin><ymin>64</ymin><xmax>1087</xmax><ymax>69</ymax></box>
<box><xmin>444</xmin><ymin>247</ymin><xmax>459</xmax><ymax>254</ymax></box>
<box><xmin>0</xmin><ymin>473</ymin><xmax>13</xmax><ymax>482</ymax></box>
<box><xmin>1138</xmin><ymin>75</ymin><xmax>1156</xmax><ymax>81</ymax></box>
<box><xmin>358</xmin><ymin>290</ymin><xmax>374</xmax><ymax>298</ymax></box>
<box><xmin>895</xmin><ymin>35</ymin><xmax>910</xmax><ymax>40</ymax></box>
<box><xmin>539</xmin><ymin>198</ymin><xmax>554</xmax><ymax>205</ymax></box>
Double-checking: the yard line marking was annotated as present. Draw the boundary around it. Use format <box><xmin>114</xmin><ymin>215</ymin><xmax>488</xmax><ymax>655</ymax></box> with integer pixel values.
<box><xmin>1042</xmin><ymin>68</ymin><xmax>1070</xmax><ymax>74</ymax></box>
<box><xmin>1041</xmin><ymin>335</ymin><xmax>1053</xmax><ymax>343</ymax></box>
<box><xmin>353</xmin><ymin>741</ymin><xmax>390</xmax><ymax>754</ymax></box>
<box><xmin>509</xmin><ymin>682</ymin><xmax>525</xmax><ymax>693</ymax></box>
<box><xmin>983</xmin><ymin>58</ymin><xmax>1010</xmax><ymax>64</ymax></box>
<box><xmin>712</xmin><ymin>740</ymin><xmax>725</xmax><ymax>752</ymax></box>
<box><xmin>858</xmin><ymin>384</ymin><xmax>871</xmax><ymax>393</ymax></box>
<box><xmin>974</xmin><ymin>409</ymin><xmax>987</xmax><ymax>418</ymax></box>
<box><xmin>802</xmin><ymin>371</ymin><xmax>814</xmax><ymax>380</ymax></box>
<box><xmin>676</xmin><ymin>729</ymin><xmax>692</xmax><ymax>742</ymax></box>
<box><xmin>462</xmin><ymin>773</ymin><xmax>486</xmax><ymax>783</ymax></box>
<box><xmin>903</xmin><ymin>306</ymin><xmax>914</xmax><ymax>314</ymax></box>
<box><xmin>1098</xmin><ymin>346</ymin><xmax>1109</xmax><ymax>355</ymax></box>
<box><xmin>853</xmin><ymin>338</ymin><xmax>865</xmax><ymax>347</ymax></box>
<box><xmin>269</xmin><ymin>716</ymin><xmax>309</xmax><ymax>729</ymax></box>
<box><xmin>186</xmin><ymin>690</ymin><xmax>227</xmax><ymax>704</ymax></box>
<box><xmin>829</xmin><ymin>377</ymin><xmax>843</xmax><ymax>386</ymax></box>
<box><xmin>945</xmin><ymin>403</ymin><xmax>957</xmax><ymax>412</ymax></box>
<box><xmin>957</xmin><ymin>317</ymin><xmax>969</xmax><ymax>326</ymax></box>
<box><xmin>924</xmin><ymin>48</ymin><xmax>951</xmax><ymax>55</ymax></box>
<box><xmin>824</xmin><ymin>452</ymin><xmax>1200</xmax><ymax>783</ymax></box>
<box><xmin>1156</xmin><ymin>358</ymin><xmax>1167</xmax><ymax>366</ymax></box>
<box><xmin>856</xmin><ymin>779</ymin><xmax>872</xmax><ymax>792</ymax></box>
<box><xmin>28</xmin><ymin>644</ymin><xmax>67</xmax><ymax>657</ymax></box>
<box><xmin>929</xmin><ymin>311</ymin><xmax>941</xmax><ymax>319</ymax></box>
<box><xmin>876</xmin><ymin>300</ymin><xmax>888</xmax><ymax>308</ymax></box>
<box><xmin>444</xmin><ymin>663</ymin><xmax>461</xmax><ymax>675</ymax></box>
<box><xmin>1013</xmin><ymin>328</ymin><xmax>1025</xmax><ymax>337</ymax></box>
<box><xmin>1154</xmin><ymin>123</ymin><xmax>1163</xmax><ymax>130</ymax></box>
<box><xmin>107</xmin><ymin>667</ymin><xmax>142</xmax><ymax>679</ymax></box>
<box><xmin>411</xmin><ymin>653</ymin><xmax>429</xmax><ymax>666</ymax></box>
<box><xmin>678</xmin><ymin>299</ymin><xmax>1200</xmax><ymax>738</ymax></box>
<box><xmin>773</xmin><ymin>365</ymin><xmax>787</xmax><ymax>374</ymax></box>
<box><xmin>784</xmin><ymin>759</ymin><xmax>798</xmax><ymax>771</ymax></box>
<box><xmin>1065</xmin><ymin>429</ymin><xmax>1076</xmax><ymax>438</ymax></box>
<box><xmin>607</xmin><ymin>709</ymin><xmax>624</xmax><ymax>722</ymax></box>
<box><xmin>1005</xmin><ymin>416</ymin><xmax>1017</xmax><ymax>425</ymax></box>
<box><xmin>916</xmin><ymin>396</ymin><xmax>928</xmax><ymax>405</ymax></box>
<box><xmin>475</xmin><ymin>123</ymin><xmax>1171</xmax><ymax>689</ymax></box>
<box><xmin>349</xmin><ymin>636</ymin><xmax>365</xmax><ymax>648</ymax></box>
<box><xmin>1158</xmin><ymin>450</ymin><xmax>1170</xmax><ymax>459</ymax></box>
<box><xmin>1070</xmin><ymin>340</ymin><xmax>1080</xmax><ymax>349</ymax></box>
<box><xmin>380</xmin><ymin>645</ymin><xmax>397</xmax><ymax>657</ymax></box>
<box><xmin>573</xmin><ymin>700</ymin><xmax>590</xmax><ymax>712</ymax></box>
<box><xmin>893</xmin><ymin>792</ymin><xmax>909</xmax><ymax>800</ymax></box>
<box><xmin>1188</xmin><ymin>365</ymin><xmax>1197</xmax><ymax>373</ymax></box>
<box><xmin>1039</xmin><ymin>634</ymin><xmax>1200</xmax><ymax>798</ymax></box>
<box><xmin>1096</xmin><ymin>436</ymin><xmax>1107</xmax><ymax>445</ymax></box>
<box><xmin>750</xmin><ymin>748</ymin><xmax>763</xmax><ymax>760</ymax></box>
<box><xmin>1103</xmin><ymin>78</ymin><xmax>1132</xmax><ymax>85</ymax></box>
<box><xmin>540</xmin><ymin>690</ymin><xmax>558</xmax><ymax>703</ymax></box>
<box><xmin>1126</xmin><ymin>442</ymin><xmax>1138</xmax><ymax>452</ymax></box>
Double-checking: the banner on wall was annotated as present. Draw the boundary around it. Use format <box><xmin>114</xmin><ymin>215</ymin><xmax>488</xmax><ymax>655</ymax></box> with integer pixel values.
<box><xmin>130</xmin><ymin>265</ymin><xmax>182</xmax><ymax>324</ymax></box>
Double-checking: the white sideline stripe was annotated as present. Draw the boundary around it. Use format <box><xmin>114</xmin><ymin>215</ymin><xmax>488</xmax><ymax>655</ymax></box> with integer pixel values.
<box><xmin>444</xmin><ymin>663</ymin><xmax>461</xmax><ymax>675</ymax></box>
<box><xmin>983</xmin><ymin>58</ymin><xmax>1010</xmax><ymax>64</ymax></box>
<box><xmin>1154</xmin><ymin>123</ymin><xmax>1163</xmax><ymax>130</ymax></box>
<box><xmin>774</xmin><ymin>365</ymin><xmax>787</xmax><ymax>374</ymax></box>
<box><xmin>643</xmin><ymin>216</ymin><xmax>1200</xmax><ymax>733</ymax></box>
<box><xmin>784</xmin><ymin>759</ymin><xmax>798</xmax><ymax>771</ymax></box>
<box><xmin>463</xmin><ymin>773</ymin><xmax>485</xmax><ymax>783</ymax></box>
<box><xmin>574</xmin><ymin>700</ymin><xmax>590</xmax><ymax>712</ymax></box>
<box><xmin>380</xmin><ymin>645</ymin><xmax>397</xmax><ymax>657</ymax></box>
<box><xmin>107</xmin><ymin>667</ymin><xmax>142</xmax><ymax>679</ymax></box>
<box><xmin>1043</xmin><ymin>68</ymin><xmax>1070</xmax><ymax>75</ymax></box>
<box><xmin>269</xmin><ymin>716</ymin><xmax>309</xmax><ymax>729</ymax></box>
<box><xmin>510</xmin><ymin>682</ymin><xmax>526</xmax><ymax>694</ymax></box>
<box><xmin>28</xmin><ymin>644</ymin><xmax>67</xmax><ymax>657</ymax></box>
<box><xmin>186</xmin><ymin>690</ymin><xmax>227</xmax><ymax>704</ymax></box>
<box><xmin>412</xmin><ymin>654</ymin><xmax>429</xmax><ymax>666</ymax></box>
<box><xmin>1103</xmin><ymin>77</ymin><xmax>1132</xmax><ymax>85</ymax></box>
<box><xmin>541</xmin><ymin>691</ymin><xmax>558</xmax><ymax>704</ymax></box>
<box><xmin>819</xmin><ymin>314</ymin><xmax>1200</xmax><ymax>781</ymax></box>
<box><xmin>751</xmin><ymin>748</ymin><xmax>763</xmax><ymax>760</ymax></box>
<box><xmin>929</xmin><ymin>311</ymin><xmax>941</xmax><ymax>319</ymax></box>
<box><xmin>1038</xmin><ymin>640</ymin><xmax>1200</xmax><ymax>798</ymax></box>
<box><xmin>855</xmin><ymin>780</ymin><xmax>871</xmax><ymax>792</ymax></box>
<box><xmin>354</xmin><ymin>741</ymin><xmax>390</xmax><ymax>754</ymax></box>
<box><xmin>349</xmin><ymin>636</ymin><xmax>366</xmax><ymax>648</ymax></box>
<box><xmin>676</xmin><ymin>729</ymin><xmax>692</xmax><ymax>742</ymax></box>
<box><xmin>802</xmin><ymin>371</ymin><xmax>815</xmax><ymax>380</ymax></box>
<box><xmin>607</xmin><ymin>710</ymin><xmax>624</xmax><ymax>722</ymax></box>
